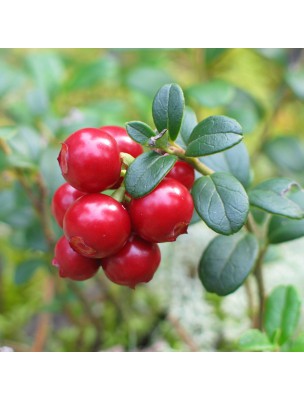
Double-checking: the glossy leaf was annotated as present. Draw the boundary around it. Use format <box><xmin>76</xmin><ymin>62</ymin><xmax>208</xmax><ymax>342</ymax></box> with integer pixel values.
<box><xmin>249</xmin><ymin>178</ymin><xmax>304</xmax><ymax>219</ymax></box>
<box><xmin>125</xmin><ymin>151</ymin><xmax>177</xmax><ymax>198</ymax></box>
<box><xmin>238</xmin><ymin>330</ymin><xmax>275</xmax><ymax>352</ymax></box>
<box><xmin>201</xmin><ymin>142</ymin><xmax>251</xmax><ymax>188</ymax></box>
<box><xmin>126</xmin><ymin>121</ymin><xmax>156</xmax><ymax>145</ymax></box>
<box><xmin>192</xmin><ymin>172</ymin><xmax>249</xmax><ymax>235</ymax></box>
<box><xmin>264</xmin><ymin>285</ymin><xmax>301</xmax><ymax>345</ymax></box>
<box><xmin>185</xmin><ymin>115</ymin><xmax>243</xmax><ymax>157</ymax></box>
<box><xmin>199</xmin><ymin>232</ymin><xmax>259</xmax><ymax>296</ymax></box>
<box><xmin>187</xmin><ymin>79</ymin><xmax>236</xmax><ymax>108</ymax></box>
<box><xmin>152</xmin><ymin>83</ymin><xmax>184</xmax><ymax>140</ymax></box>
<box><xmin>268</xmin><ymin>190</ymin><xmax>304</xmax><ymax>244</ymax></box>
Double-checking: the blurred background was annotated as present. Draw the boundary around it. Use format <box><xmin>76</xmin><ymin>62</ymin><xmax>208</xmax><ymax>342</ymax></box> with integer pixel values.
<box><xmin>1</xmin><ymin>48</ymin><xmax>304</xmax><ymax>352</ymax></box>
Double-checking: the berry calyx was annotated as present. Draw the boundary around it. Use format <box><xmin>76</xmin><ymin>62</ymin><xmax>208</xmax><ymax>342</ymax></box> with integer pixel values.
<box><xmin>129</xmin><ymin>177</ymin><xmax>194</xmax><ymax>243</ymax></box>
<box><xmin>51</xmin><ymin>183</ymin><xmax>85</xmax><ymax>228</ymax></box>
<box><xmin>57</xmin><ymin>127</ymin><xmax>121</xmax><ymax>193</ymax></box>
<box><xmin>102</xmin><ymin>234</ymin><xmax>161</xmax><ymax>289</ymax></box>
<box><xmin>63</xmin><ymin>193</ymin><xmax>131</xmax><ymax>258</ymax></box>
<box><xmin>166</xmin><ymin>160</ymin><xmax>195</xmax><ymax>190</ymax></box>
<box><xmin>52</xmin><ymin>236</ymin><xmax>100</xmax><ymax>281</ymax></box>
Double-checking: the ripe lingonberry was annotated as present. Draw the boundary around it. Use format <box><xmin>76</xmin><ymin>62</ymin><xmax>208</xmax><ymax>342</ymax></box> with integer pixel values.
<box><xmin>63</xmin><ymin>193</ymin><xmax>131</xmax><ymax>258</ymax></box>
<box><xmin>52</xmin><ymin>236</ymin><xmax>100</xmax><ymax>281</ymax></box>
<box><xmin>166</xmin><ymin>160</ymin><xmax>195</xmax><ymax>190</ymax></box>
<box><xmin>129</xmin><ymin>177</ymin><xmax>194</xmax><ymax>243</ymax></box>
<box><xmin>51</xmin><ymin>183</ymin><xmax>85</xmax><ymax>228</ymax></box>
<box><xmin>58</xmin><ymin>127</ymin><xmax>121</xmax><ymax>193</ymax></box>
<box><xmin>102</xmin><ymin>234</ymin><xmax>161</xmax><ymax>289</ymax></box>
<box><xmin>99</xmin><ymin>125</ymin><xmax>143</xmax><ymax>158</ymax></box>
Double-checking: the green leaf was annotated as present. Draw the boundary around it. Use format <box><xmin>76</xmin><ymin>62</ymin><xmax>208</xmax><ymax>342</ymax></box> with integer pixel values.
<box><xmin>263</xmin><ymin>136</ymin><xmax>304</xmax><ymax>174</ymax></box>
<box><xmin>14</xmin><ymin>259</ymin><xmax>43</xmax><ymax>285</ymax></box>
<box><xmin>125</xmin><ymin>121</ymin><xmax>155</xmax><ymax>145</ymax></box>
<box><xmin>264</xmin><ymin>285</ymin><xmax>301</xmax><ymax>345</ymax></box>
<box><xmin>249</xmin><ymin>178</ymin><xmax>304</xmax><ymax>219</ymax></box>
<box><xmin>192</xmin><ymin>172</ymin><xmax>249</xmax><ymax>235</ymax></box>
<box><xmin>199</xmin><ymin>232</ymin><xmax>259</xmax><ymax>296</ymax></box>
<box><xmin>268</xmin><ymin>190</ymin><xmax>304</xmax><ymax>243</ymax></box>
<box><xmin>126</xmin><ymin>67</ymin><xmax>173</xmax><ymax>97</ymax></box>
<box><xmin>185</xmin><ymin>115</ymin><xmax>243</xmax><ymax>157</ymax></box>
<box><xmin>187</xmin><ymin>79</ymin><xmax>236</xmax><ymax>108</ymax></box>
<box><xmin>205</xmin><ymin>49</ymin><xmax>228</xmax><ymax>65</ymax></box>
<box><xmin>152</xmin><ymin>83</ymin><xmax>185</xmax><ymax>140</ymax></box>
<box><xmin>0</xmin><ymin>126</ymin><xmax>18</xmax><ymax>140</ymax></box>
<box><xmin>286</xmin><ymin>68</ymin><xmax>304</xmax><ymax>99</ymax></box>
<box><xmin>176</xmin><ymin>106</ymin><xmax>198</xmax><ymax>149</ymax></box>
<box><xmin>225</xmin><ymin>89</ymin><xmax>264</xmax><ymax>134</ymax></box>
<box><xmin>201</xmin><ymin>142</ymin><xmax>251</xmax><ymax>188</ymax></box>
<box><xmin>238</xmin><ymin>329</ymin><xmax>275</xmax><ymax>352</ymax></box>
<box><xmin>125</xmin><ymin>151</ymin><xmax>177</xmax><ymax>198</ymax></box>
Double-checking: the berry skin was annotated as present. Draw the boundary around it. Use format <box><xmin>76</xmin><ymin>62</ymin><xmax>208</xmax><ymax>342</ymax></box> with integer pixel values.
<box><xmin>129</xmin><ymin>178</ymin><xmax>194</xmax><ymax>243</ymax></box>
<box><xmin>57</xmin><ymin>127</ymin><xmax>121</xmax><ymax>193</ymax></box>
<box><xmin>63</xmin><ymin>193</ymin><xmax>131</xmax><ymax>258</ymax></box>
<box><xmin>52</xmin><ymin>236</ymin><xmax>100</xmax><ymax>281</ymax></box>
<box><xmin>99</xmin><ymin>125</ymin><xmax>143</xmax><ymax>158</ymax></box>
<box><xmin>99</xmin><ymin>125</ymin><xmax>143</xmax><ymax>189</ymax></box>
<box><xmin>102</xmin><ymin>235</ymin><xmax>161</xmax><ymax>289</ymax></box>
<box><xmin>51</xmin><ymin>183</ymin><xmax>85</xmax><ymax>228</ymax></box>
<box><xmin>166</xmin><ymin>160</ymin><xmax>195</xmax><ymax>190</ymax></box>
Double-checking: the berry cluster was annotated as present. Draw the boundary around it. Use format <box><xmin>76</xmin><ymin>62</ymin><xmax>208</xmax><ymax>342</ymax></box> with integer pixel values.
<box><xmin>51</xmin><ymin>126</ymin><xmax>195</xmax><ymax>288</ymax></box>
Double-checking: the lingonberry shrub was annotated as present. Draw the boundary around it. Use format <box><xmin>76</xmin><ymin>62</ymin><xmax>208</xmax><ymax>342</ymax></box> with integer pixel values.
<box><xmin>52</xmin><ymin>81</ymin><xmax>304</xmax><ymax>345</ymax></box>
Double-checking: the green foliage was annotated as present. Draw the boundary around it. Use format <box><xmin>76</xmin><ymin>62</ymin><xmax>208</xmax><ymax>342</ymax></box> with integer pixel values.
<box><xmin>198</xmin><ymin>233</ymin><xmax>259</xmax><ymax>295</ymax></box>
<box><xmin>238</xmin><ymin>329</ymin><xmax>274</xmax><ymax>352</ymax></box>
<box><xmin>185</xmin><ymin>115</ymin><xmax>243</xmax><ymax>157</ymax></box>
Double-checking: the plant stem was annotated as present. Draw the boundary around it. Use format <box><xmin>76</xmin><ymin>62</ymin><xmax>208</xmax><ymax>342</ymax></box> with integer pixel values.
<box><xmin>253</xmin><ymin>245</ymin><xmax>268</xmax><ymax>330</ymax></box>
<box><xmin>165</xmin><ymin>143</ymin><xmax>214</xmax><ymax>176</ymax></box>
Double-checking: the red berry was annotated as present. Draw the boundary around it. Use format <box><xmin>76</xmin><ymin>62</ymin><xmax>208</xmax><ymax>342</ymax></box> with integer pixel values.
<box><xmin>102</xmin><ymin>235</ymin><xmax>161</xmax><ymax>289</ymax></box>
<box><xmin>63</xmin><ymin>193</ymin><xmax>131</xmax><ymax>258</ymax></box>
<box><xmin>57</xmin><ymin>127</ymin><xmax>121</xmax><ymax>193</ymax></box>
<box><xmin>166</xmin><ymin>160</ymin><xmax>195</xmax><ymax>190</ymax></box>
<box><xmin>99</xmin><ymin>125</ymin><xmax>143</xmax><ymax>158</ymax></box>
<box><xmin>52</xmin><ymin>236</ymin><xmax>100</xmax><ymax>281</ymax></box>
<box><xmin>129</xmin><ymin>178</ymin><xmax>194</xmax><ymax>243</ymax></box>
<box><xmin>51</xmin><ymin>183</ymin><xmax>85</xmax><ymax>228</ymax></box>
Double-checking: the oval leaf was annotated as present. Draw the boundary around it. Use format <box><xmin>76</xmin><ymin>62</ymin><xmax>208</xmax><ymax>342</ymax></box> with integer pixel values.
<box><xmin>264</xmin><ymin>285</ymin><xmax>301</xmax><ymax>345</ymax></box>
<box><xmin>185</xmin><ymin>115</ymin><xmax>243</xmax><ymax>157</ymax></box>
<box><xmin>192</xmin><ymin>172</ymin><xmax>249</xmax><ymax>235</ymax></box>
<box><xmin>152</xmin><ymin>83</ymin><xmax>184</xmax><ymax>140</ymax></box>
<box><xmin>199</xmin><ymin>232</ymin><xmax>259</xmax><ymax>296</ymax></box>
<box><xmin>126</xmin><ymin>121</ymin><xmax>155</xmax><ymax>145</ymax></box>
<box><xmin>201</xmin><ymin>141</ymin><xmax>251</xmax><ymax>188</ymax></box>
<box><xmin>125</xmin><ymin>151</ymin><xmax>177</xmax><ymax>198</ymax></box>
<box><xmin>249</xmin><ymin>178</ymin><xmax>304</xmax><ymax>219</ymax></box>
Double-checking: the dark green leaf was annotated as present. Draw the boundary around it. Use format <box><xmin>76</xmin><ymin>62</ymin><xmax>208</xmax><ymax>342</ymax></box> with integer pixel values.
<box><xmin>185</xmin><ymin>115</ymin><xmax>243</xmax><ymax>157</ymax></box>
<box><xmin>126</xmin><ymin>67</ymin><xmax>173</xmax><ymax>97</ymax></box>
<box><xmin>238</xmin><ymin>329</ymin><xmax>275</xmax><ymax>352</ymax></box>
<box><xmin>152</xmin><ymin>83</ymin><xmax>185</xmax><ymax>140</ymax></box>
<box><xmin>126</xmin><ymin>121</ymin><xmax>155</xmax><ymax>145</ymax></box>
<box><xmin>125</xmin><ymin>151</ymin><xmax>177</xmax><ymax>198</ymax></box>
<box><xmin>286</xmin><ymin>68</ymin><xmax>304</xmax><ymax>99</ymax></box>
<box><xmin>264</xmin><ymin>285</ymin><xmax>301</xmax><ymax>345</ymax></box>
<box><xmin>192</xmin><ymin>172</ymin><xmax>249</xmax><ymax>235</ymax></box>
<box><xmin>263</xmin><ymin>136</ymin><xmax>304</xmax><ymax>173</ymax></box>
<box><xmin>14</xmin><ymin>259</ymin><xmax>43</xmax><ymax>285</ymax></box>
<box><xmin>249</xmin><ymin>178</ymin><xmax>304</xmax><ymax>219</ymax></box>
<box><xmin>187</xmin><ymin>79</ymin><xmax>236</xmax><ymax>108</ymax></box>
<box><xmin>199</xmin><ymin>232</ymin><xmax>259</xmax><ymax>296</ymax></box>
<box><xmin>201</xmin><ymin>142</ymin><xmax>251</xmax><ymax>188</ymax></box>
<box><xmin>268</xmin><ymin>190</ymin><xmax>304</xmax><ymax>244</ymax></box>
<box><xmin>225</xmin><ymin>89</ymin><xmax>264</xmax><ymax>134</ymax></box>
<box><xmin>176</xmin><ymin>106</ymin><xmax>198</xmax><ymax>149</ymax></box>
